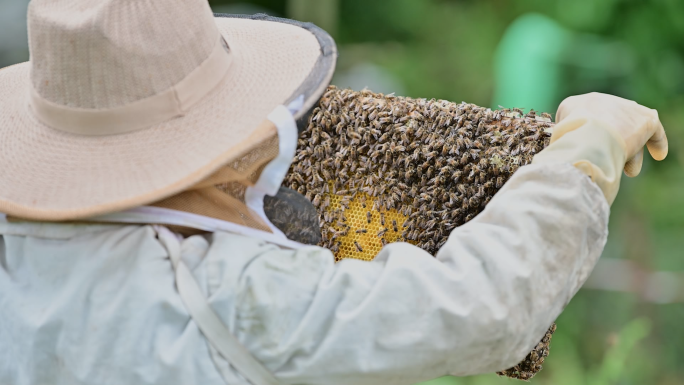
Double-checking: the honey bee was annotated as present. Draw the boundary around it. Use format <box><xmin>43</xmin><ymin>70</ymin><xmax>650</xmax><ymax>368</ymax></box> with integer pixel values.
<box><xmin>426</xmin><ymin>166</ymin><xmax>435</xmax><ymax>178</ymax></box>
<box><xmin>354</xmin><ymin>241</ymin><xmax>363</xmax><ymax>252</ymax></box>
<box><xmin>329</xmin><ymin>227</ymin><xmax>342</xmax><ymax>241</ymax></box>
<box><xmin>366</xmin><ymin>211</ymin><xmax>372</xmax><ymax>223</ymax></box>
<box><xmin>410</xmin><ymin>230</ymin><xmax>420</xmax><ymax>240</ymax></box>
<box><xmin>392</xmin><ymin>219</ymin><xmax>398</xmax><ymax>232</ymax></box>
<box><xmin>356</xmin><ymin>229</ymin><xmax>368</xmax><ymax>234</ymax></box>
<box><xmin>420</xmin><ymin>174</ymin><xmax>428</xmax><ymax>187</ymax></box>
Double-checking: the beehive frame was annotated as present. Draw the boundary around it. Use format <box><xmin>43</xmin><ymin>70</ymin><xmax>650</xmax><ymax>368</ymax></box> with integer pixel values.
<box><xmin>285</xmin><ymin>86</ymin><xmax>556</xmax><ymax>380</ymax></box>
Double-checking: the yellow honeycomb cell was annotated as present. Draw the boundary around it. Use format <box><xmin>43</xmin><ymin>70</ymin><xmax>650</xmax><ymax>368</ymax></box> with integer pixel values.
<box><xmin>325</xmin><ymin>190</ymin><xmax>410</xmax><ymax>262</ymax></box>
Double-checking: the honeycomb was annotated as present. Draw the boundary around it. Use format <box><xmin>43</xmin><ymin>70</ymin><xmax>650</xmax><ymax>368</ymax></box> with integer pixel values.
<box><xmin>326</xmin><ymin>188</ymin><xmax>408</xmax><ymax>262</ymax></box>
<box><xmin>285</xmin><ymin>86</ymin><xmax>556</xmax><ymax>380</ymax></box>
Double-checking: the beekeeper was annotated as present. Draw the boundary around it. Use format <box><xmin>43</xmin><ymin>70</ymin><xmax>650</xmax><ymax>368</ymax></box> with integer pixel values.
<box><xmin>0</xmin><ymin>1</ymin><xmax>668</xmax><ymax>385</ymax></box>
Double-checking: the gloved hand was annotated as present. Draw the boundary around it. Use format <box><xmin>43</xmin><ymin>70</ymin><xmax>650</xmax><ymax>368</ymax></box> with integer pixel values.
<box><xmin>555</xmin><ymin>92</ymin><xmax>668</xmax><ymax>176</ymax></box>
<box><xmin>533</xmin><ymin>93</ymin><xmax>669</xmax><ymax>204</ymax></box>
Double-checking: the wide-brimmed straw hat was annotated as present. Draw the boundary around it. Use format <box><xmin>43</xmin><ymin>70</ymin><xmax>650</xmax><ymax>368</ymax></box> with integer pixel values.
<box><xmin>0</xmin><ymin>0</ymin><xmax>336</xmax><ymax>221</ymax></box>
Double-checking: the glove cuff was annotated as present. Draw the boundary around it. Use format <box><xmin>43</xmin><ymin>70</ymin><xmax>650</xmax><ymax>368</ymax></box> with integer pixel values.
<box><xmin>532</xmin><ymin>117</ymin><xmax>626</xmax><ymax>205</ymax></box>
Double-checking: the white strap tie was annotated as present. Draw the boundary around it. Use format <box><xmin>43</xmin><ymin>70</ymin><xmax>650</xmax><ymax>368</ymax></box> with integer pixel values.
<box><xmin>244</xmin><ymin>103</ymin><xmax>300</xmax><ymax>238</ymax></box>
<box><xmin>154</xmin><ymin>225</ymin><xmax>283</xmax><ymax>385</ymax></box>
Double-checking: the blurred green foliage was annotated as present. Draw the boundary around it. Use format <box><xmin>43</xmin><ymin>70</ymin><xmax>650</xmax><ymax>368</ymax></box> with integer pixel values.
<box><xmin>233</xmin><ymin>0</ymin><xmax>684</xmax><ymax>383</ymax></box>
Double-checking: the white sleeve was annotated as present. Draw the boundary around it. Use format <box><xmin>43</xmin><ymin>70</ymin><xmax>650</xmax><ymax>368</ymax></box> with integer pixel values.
<box><xmin>230</xmin><ymin>162</ymin><xmax>609</xmax><ymax>385</ymax></box>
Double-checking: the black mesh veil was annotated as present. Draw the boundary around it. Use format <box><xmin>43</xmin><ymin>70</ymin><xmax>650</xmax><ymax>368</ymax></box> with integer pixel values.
<box><xmin>263</xmin><ymin>186</ymin><xmax>322</xmax><ymax>245</ymax></box>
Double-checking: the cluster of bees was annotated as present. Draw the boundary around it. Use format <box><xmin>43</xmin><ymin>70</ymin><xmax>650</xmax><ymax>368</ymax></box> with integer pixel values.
<box><xmin>285</xmin><ymin>86</ymin><xmax>552</xmax><ymax>255</ymax></box>
<box><xmin>497</xmin><ymin>324</ymin><xmax>556</xmax><ymax>380</ymax></box>
<box><xmin>284</xmin><ymin>85</ymin><xmax>555</xmax><ymax>380</ymax></box>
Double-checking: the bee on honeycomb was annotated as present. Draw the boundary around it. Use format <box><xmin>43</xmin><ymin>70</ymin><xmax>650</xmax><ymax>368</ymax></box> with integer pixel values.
<box><xmin>284</xmin><ymin>85</ymin><xmax>556</xmax><ymax>380</ymax></box>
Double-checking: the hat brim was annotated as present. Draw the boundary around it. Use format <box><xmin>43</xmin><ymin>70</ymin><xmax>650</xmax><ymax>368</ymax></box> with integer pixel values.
<box><xmin>0</xmin><ymin>14</ymin><xmax>336</xmax><ymax>221</ymax></box>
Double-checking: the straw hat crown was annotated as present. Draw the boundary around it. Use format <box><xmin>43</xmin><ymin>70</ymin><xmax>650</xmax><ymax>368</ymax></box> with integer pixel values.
<box><xmin>29</xmin><ymin>0</ymin><xmax>219</xmax><ymax>111</ymax></box>
<box><xmin>0</xmin><ymin>1</ymin><xmax>335</xmax><ymax>221</ymax></box>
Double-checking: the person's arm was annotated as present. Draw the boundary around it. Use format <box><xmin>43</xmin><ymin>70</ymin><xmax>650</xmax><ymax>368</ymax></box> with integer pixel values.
<box><xmin>230</xmin><ymin>94</ymin><xmax>667</xmax><ymax>385</ymax></box>
<box><xmin>232</xmin><ymin>163</ymin><xmax>604</xmax><ymax>385</ymax></box>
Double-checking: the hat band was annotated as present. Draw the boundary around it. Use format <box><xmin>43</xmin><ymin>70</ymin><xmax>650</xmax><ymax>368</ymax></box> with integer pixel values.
<box><xmin>29</xmin><ymin>37</ymin><xmax>233</xmax><ymax>136</ymax></box>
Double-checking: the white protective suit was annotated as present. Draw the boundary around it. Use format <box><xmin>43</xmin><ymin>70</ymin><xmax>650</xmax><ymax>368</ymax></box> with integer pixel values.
<box><xmin>0</xmin><ymin>116</ymin><xmax>624</xmax><ymax>385</ymax></box>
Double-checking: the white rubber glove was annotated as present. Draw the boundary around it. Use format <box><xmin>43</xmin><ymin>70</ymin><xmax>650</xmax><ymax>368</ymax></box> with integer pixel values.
<box><xmin>533</xmin><ymin>92</ymin><xmax>668</xmax><ymax>204</ymax></box>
